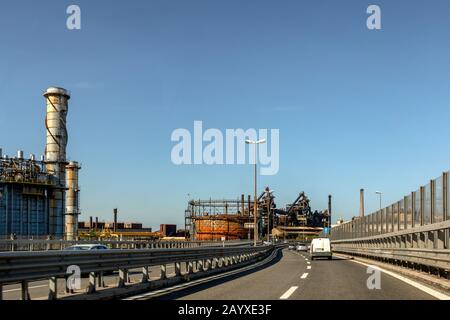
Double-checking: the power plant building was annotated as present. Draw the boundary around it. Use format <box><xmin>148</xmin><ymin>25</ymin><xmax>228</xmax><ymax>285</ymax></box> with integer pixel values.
<box><xmin>0</xmin><ymin>87</ymin><xmax>80</xmax><ymax>239</ymax></box>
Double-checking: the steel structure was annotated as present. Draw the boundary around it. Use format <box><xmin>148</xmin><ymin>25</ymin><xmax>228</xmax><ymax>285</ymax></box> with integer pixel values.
<box><xmin>185</xmin><ymin>189</ymin><xmax>331</xmax><ymax>241</ymax></box>
<box><xmin>186</xmin><ymin>198</ymin><xmax>254</xmax><ymax>240</ymax></box>
<box><xmin>0</xmin><ymin>153</ymin><xmax>55</xmax><ymax>238</ymax></box>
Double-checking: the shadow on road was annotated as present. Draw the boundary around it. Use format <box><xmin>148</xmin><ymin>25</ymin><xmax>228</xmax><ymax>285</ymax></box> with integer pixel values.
<box><xmin>154</xmin><ymin>249</ymin><xmax>284</xmax><ymax>300</ymax></box>
<box><xmin>311</xmin><ymin>256</ymin><xmax>350</xmax><ymax>262</ymax></box>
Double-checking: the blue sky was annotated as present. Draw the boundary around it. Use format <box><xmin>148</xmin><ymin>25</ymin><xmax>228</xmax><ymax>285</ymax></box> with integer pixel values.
<box><xmin>1</xmin><ymin>0</ymin><xmax>450</xmax><ymax>229</ymax></box>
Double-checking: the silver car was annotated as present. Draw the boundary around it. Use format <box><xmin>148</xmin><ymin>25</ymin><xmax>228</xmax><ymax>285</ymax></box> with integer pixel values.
<box><xmin>65</xmin><ymin>244</ymin><xmax>109</xmax><ymax>251</ymax></box>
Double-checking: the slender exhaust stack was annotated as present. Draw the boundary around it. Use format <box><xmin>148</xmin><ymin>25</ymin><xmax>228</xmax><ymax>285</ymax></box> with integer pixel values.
<box><xmin>113</xmin><ymin>208</ymin><xmax>118</xmax><ymax>232</ymax></box>
<box><xmin>43</xmin><ymin>87</ymin><xmax>71</xmax><ymax>236</ymax></box>
<box><xmin>360</xmin><ymin>188</ymin><xmax>365</xmax><ymax>217</ymax></box>
<box><xmin>65</xmin><ymin>161</ymin><xmax>81</xmax><ymax>240</ymax></box>
<box><xmin>328</xmin><ymin>194</ymin><xmax>332</xmax><ymax>229</ymax></box>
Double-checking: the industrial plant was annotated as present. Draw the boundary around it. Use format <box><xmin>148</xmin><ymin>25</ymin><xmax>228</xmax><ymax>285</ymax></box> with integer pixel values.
<box><xmin>0</xmin><ymin>87</ymin><xmax>80</xmax><ymax>240</ymax></box>
<box><xmin>0</xmin><ymin>86</ymin><xmax>330</xmax><ymax>242</ymax></box>
<box><xmin>185</xmin><ymin>187</ymin><xmax>331</xmax><ymax>241</ymax></box>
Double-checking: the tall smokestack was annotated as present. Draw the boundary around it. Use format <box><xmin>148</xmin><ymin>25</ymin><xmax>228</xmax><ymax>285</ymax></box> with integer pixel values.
<box><xmin>65</xmin><ymin>161</ymin><xmax>81</xmax><ymax>240</ymax></box>
<box><xmin>360</xmin><ymin>188</ymin><xmax>365</xmax><ymax>217</ymax></box>
<box><xmin>328</xmin><ymin>194</ymin><xmax>332</xmax><ymax>228</ymax></box>
<box><xmin>113</xmin><ymin>208</ymin><xmax>118</xmax><ymax>232</ymax></box>
<box><xmin>43</xmin><ymin>87</ymin><xmax>70</xmax><ymax>236</ymax></box>
<box><xmin>89</xmin><ymin>216</ymin><xmax>93</xmax><ymax>230</ymax></box>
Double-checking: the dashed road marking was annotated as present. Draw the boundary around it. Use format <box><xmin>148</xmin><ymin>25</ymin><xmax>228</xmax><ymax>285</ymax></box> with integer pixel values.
<box><xmin>301</xmin><ymin>273</ymin><xmax>309</xmax><ymax>279</ymax></box>
<box><xmin>280</xmin><ymin>286</ymin><xmax>298</xmax><ymax>300</ymax></box>
<box><xmin>307</xmin><ymin>266</ymin><xmax>311</xmax><ymax>270</ymax></box>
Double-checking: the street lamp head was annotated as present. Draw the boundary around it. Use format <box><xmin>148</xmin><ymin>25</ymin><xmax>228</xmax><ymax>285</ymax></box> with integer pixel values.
<box><xmin>375</xmin><ymin>191</ymin><xmax>382</xmax><ymax>195</ymax></box>
<box><xmin>256</xmin><ymin>139</ymin><xmax>266</xmax><ymax>144</ymax></box>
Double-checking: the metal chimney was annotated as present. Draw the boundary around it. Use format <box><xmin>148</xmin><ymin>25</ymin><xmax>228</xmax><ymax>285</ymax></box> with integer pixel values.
<box><xmin>360</xmin><ymin>188</ymin><xmax>365</xmax><ymax>217</ymax></box>
<box><xmin>65</xmin><ymin>161</ymin><xmax>81</xmax><ymax>240</ymax></box>
<box><xmin>328</xmin><ymin>194</ymin><xmax>332</xmax><ymax>228</ymax></box>
<box><xmin>113</xmin><ymin>208</ymin><xmax>118</xmax><ymax>232</ymax></box>
<box><xmin>43</xmin><ymin>87</ymin><xmax>71</xmax><ymax>236</ymax></box>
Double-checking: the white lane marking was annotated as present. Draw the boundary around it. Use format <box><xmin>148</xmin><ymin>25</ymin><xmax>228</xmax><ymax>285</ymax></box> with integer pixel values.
<box><xmin>348</xmin><ymin>258</ymin><xmax>450</xmax><ymax>300</ymax></box>
<box><xmin>307</xmin><ymin>262</ymin><xmax>311</xmax><ymax>265</ymax></box>
<box><xmin>305</xmin><ymin>258</ymin><xmax>308</xmax><ymax>261</ymax></box>
<box><xmin>301</xmin><ymin>273</ymin><xmax>309</xmax><ymax>279</ymax></box>
<box><xmin>280</xmin><ymin>286</ymin><xmax>298</xmax><ymax>299</ymax></box>
<box><xmin>307</xmin><ymin>266</ymin><xmax>311</xmax><ymax>270</ymax></box>
<box><xmin>3</xmin><ymin>284</ymin><xmax>47</xmax><ymax>293</ymax></box>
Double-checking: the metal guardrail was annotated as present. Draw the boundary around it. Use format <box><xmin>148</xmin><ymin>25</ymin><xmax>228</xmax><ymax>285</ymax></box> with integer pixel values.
<box><xmin>332</xmin><ymin>247</ymin><xmax>450</xmax><ymax>270</ymax></box>
<box><xmin>331</xmin><ymin>220</ymin><xmax>450</xmax><ymax>272</ymax></box>
<box><xmin>0</xmin><ymin>244</ymin><xmax>274</xmax><ymax>300</ymax></box>
<box><xmin>0</xmin><ymin>239</ymin><xmax>255</xmax><ymax>252</ymax></box>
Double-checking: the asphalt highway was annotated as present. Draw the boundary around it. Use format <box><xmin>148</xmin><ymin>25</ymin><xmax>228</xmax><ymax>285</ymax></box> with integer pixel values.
<box><xmin>155</xmin><ymin>249</ymin><xmax>443</xmax><ymax>300</ymax></box>
<box><xmin>3</xmin><ymin>249</ymin><xmax>447</xmax><ymax>300</ymax></box>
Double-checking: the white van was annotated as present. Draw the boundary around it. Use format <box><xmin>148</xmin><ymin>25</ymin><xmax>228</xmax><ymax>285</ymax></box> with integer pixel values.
<box><xmin>310</xmin><ymin>238</ymin><xmax>332</xmax><ymax>260</ymax></box>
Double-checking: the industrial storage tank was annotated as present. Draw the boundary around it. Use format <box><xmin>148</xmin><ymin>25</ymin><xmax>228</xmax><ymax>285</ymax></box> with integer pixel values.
<box><xmin>194</xmin><ymin>214</ymin><xmax>248</xmax><ymax>240</ymax></box>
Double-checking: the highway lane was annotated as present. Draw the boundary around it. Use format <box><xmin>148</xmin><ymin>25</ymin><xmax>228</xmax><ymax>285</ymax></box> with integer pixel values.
<box><xmin>3</xmin><ymin>249</ymin><xmax>447</xmax><ymax>300</ymax></box>
<box><xmin>155</xmin><ymin>249</ymin><xmax>442</xmax><ymax>300</ymax></box>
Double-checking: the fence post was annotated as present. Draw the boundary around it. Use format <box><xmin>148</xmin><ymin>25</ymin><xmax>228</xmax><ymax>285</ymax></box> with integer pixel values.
<box><xmin>118</xmin><ymin>269</ymin><xmax>128</xmax><ymax>288</ymax></box>
<box><xmin>420</xmin><ymin>186</ymin><xmax>425</xmax><ymax>226</ymax></box>
<box><xmin>48</xmin><ymin>277</ymin><xmax>57</xmax><ymax>300</ymax></box>
<box><xmin>142</xmin><ymin>266</ymin><xmax>149</xmax><ymax>283</ymax></box>
<box><xmin>187</xmin><ymin>261</ymin><xmax>193</xmax><ymax>274</ymax></box>
<box><xmin>160</xmin><ymin>265</ymin><xmax>167</xmax><ymax>280</ymax></box>
<box><xmin>21</xmin><ymin>280</ymin><xmax>30</xmax><ymax>300</ymax></box>
<box><xmin>175</xmin><ymin>262</ymin><xmax>181</xmax><ymax>276</ymax></box>
<box><xmin>87</xmin><ymin>272</ymin><xmax>96</xmax><ymax>294</ymax></box>
<box><xmin>97</xmin><ymin>271</ymin><xmax>105</xmax><ymax>288</ymax></box>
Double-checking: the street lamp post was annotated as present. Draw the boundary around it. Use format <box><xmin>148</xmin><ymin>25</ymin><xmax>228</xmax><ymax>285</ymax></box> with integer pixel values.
<box><xmin>245</xmin><ymin>139</ymin><xmax>266</xmax><ymax>247</ymax></box>
<box><xmin>375</xmin><ymin>191</ymin><xmax>382</xmax><ymax>210</ymax></box>
<box><xmin>265</xmin><ymin>189</ymin><xmax>274</xmax><ymax>243</ymax></box>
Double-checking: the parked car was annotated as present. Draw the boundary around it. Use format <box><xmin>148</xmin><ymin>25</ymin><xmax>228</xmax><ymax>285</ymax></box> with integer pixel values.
<box><xmin>288</xmin><ymin>244</ymin><xmax>295</xmax><ymax>250</ymax></box>
<box><xmin>65</xmin><ymin>244</ymin><xmax>109</xmax><ymax>251</ymax></box>
<box><xmin>296</xmin><ymin>244</ymin><xmax>308</xmax><ymax>252</ymax></box>
<box><xmin>310</xmin><ymin>238</ymin><xmax>332</xmax><ymax>260</ymax></box>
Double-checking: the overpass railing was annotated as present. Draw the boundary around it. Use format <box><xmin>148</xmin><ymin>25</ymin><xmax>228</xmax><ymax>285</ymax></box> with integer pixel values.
<box><xmin>0</xmin><ymin>244</ymin><xmax>274</xmax><ymax>300</ymax></box>
<box><xmin>330</xmin><ymin>171</ymin><xmax>450</xmax><ymax>272</ymax></box>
